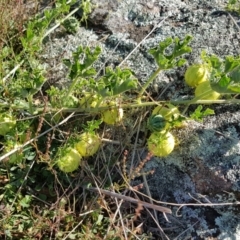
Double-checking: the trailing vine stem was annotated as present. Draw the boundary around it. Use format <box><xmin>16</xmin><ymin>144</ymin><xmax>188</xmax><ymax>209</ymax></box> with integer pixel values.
<box><xmin>2</xmin><ymin>98</ymin><xmax>240</xmax><ymax>116</ymax></box>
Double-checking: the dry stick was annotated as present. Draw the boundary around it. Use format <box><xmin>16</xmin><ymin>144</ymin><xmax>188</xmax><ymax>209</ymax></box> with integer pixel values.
<box><xmin>101</xmin><ymin>137</ymin><xmax>121</xmax><ymax>145</ymax></box>
<box><xmin>89</xmin><ymin>171</ymin><xmax>132</xmax><ymax>239</ymax></box>
<box><xmin>146</xmin><ymin>208</ymin><xmax>170</xmax><ymax>240</ymax></box>
<box><xmin>95</xmin><ymin>39</ymin><xmax>121</xmax><ymax>78</ymax></box>
<box><xmin>122</xmin><ymin>226</ymin><xmax>142</xmax><ymax>240</ymax></box>
<box><xmin>156</xmin><ymin>81</ymin><xmax>173</xmax><ymax>100</ymax></box>
<box><xmin>10</xmin><ymin>159</ymin><xmax>35</xmax><ymax>209</ymax></box>
<box><xmin>43</xmin><ymin>6</ymin><xmax>81</xmax><ymax>39</ymax></box>
<box><xmin>128</xmin><ymin>110</ymin><xmax>149</xmax><ymax>181</ymax></box>
<box><xmin>130</xmin><ymin>114</ymin><xmax>143</xmax><ymax>177</ymax></box>
<box><xmin>143</xmin><ymin>175</ymin><xmax>158</xmax><ymax>223</ymax></box>
<box><xmin>2</xmin><ymin>60</ymin><xmax>24</xmax><ymax>84</ymax></box>
<box><xmin>110</xmin><ymin>198</ymin><xmax>128</xmax><ymax>237</ymax></box>
<box><xmin>26</xmin><ymin>186</ymin><xmax>51</xmax><ymax>206</ymax></box>
<box><xmin>143</xmin><ymin>174</ymin><xmax>170</xmax><ymax>239</ymax></box>
<box><xmin>129</xmin><ymin>185</ymin><xmax>240</xmax><ymax>208</ymax></box>
<box><xmin>86</xmin><ymin>187</ymin><xmax>172</xmax><ymax>214</ymax></box>
<box><xmin>100</xmin><ymin>147</ymin><xmax>128</xmax><ymax>240</ymax></box>
<box><xmin>55</xmin><ymin>210</ymin><xmax>95</xmax><ymax>239</ymax></box>
<box><xmin>118</xmin><ymin>17</ymin><xmax>168</xmax><ymax>67</ymax></box>
<box><xmin>62</xmin><ymin>219</ymin><xmax>86</xmax><ymax>240</ymax></box>
<box><xmin>194</xmin><ymin>193</ymin><xmax>212</xmax><ymax>204</ymax></box>
<box><xmin>188</xmin><ymin>193</ymin><xmax>207</xmax><ymax>204</ymax></box>
<box><xmin>228</xmin><ymin>12</ymin><xmax>240</xmax><ymax>32</ymax></box>
<box><xmin>173</xmin><ymin>221</ymin><xmax>199</xmax><ymax>240</ymax></box>
<box><xmin>88</xmin><ymin>186</ymin><xmax>240</xmax><ymax>218</ymax></box>
<box><xmin>118</xmin><ymin>181</ymin><xmax>239</xmax><ymax>224</ymax></box>
<box><xmin>0</xmin><ymin>112</ymin><xmax>75</xmax><ymax>162</ymax></box>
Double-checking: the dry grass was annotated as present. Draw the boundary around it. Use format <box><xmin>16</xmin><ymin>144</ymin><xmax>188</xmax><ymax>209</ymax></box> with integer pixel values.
<box><xmin>0</xmin><ymin>0</ymin><xmax>39</xmax><ymax>50</ymax></box>
<box><xmin>0</xmin><ymin>0</ymin><xmax>24</xmax><ymax>49</ymax></box>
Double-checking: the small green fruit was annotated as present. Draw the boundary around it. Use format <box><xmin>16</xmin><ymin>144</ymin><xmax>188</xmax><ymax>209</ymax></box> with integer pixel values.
<box><xmin>185</xmin><ymin>64</ymin><xmax>209</xmax><ymax>87</ymax></box>
<box><xmin>57</xmin><ymin>147</ymin><xmax>81</xmax><ymax>173</ymax></box>
<box><xmin>101</xmin><ymin>101</ymin><xmax>123</xmax><ymax>125</ymax></box>
<box><xmin>152</xmin><ymin>104</ymin><xmax>186</xmax><ymax>128</ymax></box>
<box><xmin>195</xmin><ymin>81</ymin><xmax>221</xmax><ymax>100</ymax></box>
<box><xmin>4</xmin><ymin>142</ymin><xmax>23</xmax><ymax>164</ymax></box>
<box><xmin>152</xmin><ymin>104</ymin><xmax>180</xmax><ymax>121</ymax></box>
<box><xmin>147</xmin><ymin>131</ymin><xmax>175</xmax><ymax>157</ymax></box>
<box><xmin>0</xmin><ymin>113</ymin><xmax>16</xmax><ymax>135</ymax></box>
<box><xmin>147</xmin><ymin>114</ymin><xmax>168</xmax><ymax>132</ymax></box>
<box><xmin>79</xmin><ymin>93</ymin><xmax>99</xmax><ymax>108</ymax></box>
<box><xmin>75</xmin><ymin>132</ymin><xmax>101</xmax><ymax>157</ymax></box>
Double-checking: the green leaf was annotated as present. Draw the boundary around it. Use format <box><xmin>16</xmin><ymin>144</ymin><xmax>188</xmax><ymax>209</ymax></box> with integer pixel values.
<box><xmin>218</xmin><ymin>75</ymin><xmax>231</xmax><ymax>87</ymax></box>
<box><xmin>229</xmin><ymin>65</ymin><xmax>240</xmax><ymax>82</ymax></box>
<box><xmin>149</xmin><ymin>35</ymin><xmax>192</xmax><ymax>70</ymax></box>
<box><xmin>227</xmin><ymin>83</ymin><xmax>240</xmax><ymax>92</ymax></box>
<box><xmin>82</xmin><ymin>68</ymin><xmax>97</xmax><ymax>77</ymax></box>
<box><xmin>176</xmin><ymin>59</ymin><xmax>187</xmax><ymax>67</ymax></box>
<box><xmin>96</xmin><ymin>214</ymin><xmax>104</xmax><ymax>225</ymax></box>
<box><xmin>19</xmin><ymin>195</ymin><xmax>32</xmax><ymax>208</ymax></box>
<box><xmin>170</xmin><ymin>115</ymin><xmax>188</xmax><ymax>128</ymax></box>
<box><xmin>82</xmin><ymin>119</ymin><xmax>102</xmax><ymax>134</ymax></box>
<box><xmin>64</xmin><ymin>45</ymin><xmax>101</xmax><ymax>79</ymax></box>
<box><xmin>224</xmin><ymin>56</ymin><xmax>240</xmax><ymax>73</ymax></box>
<box><xmin>201</xmin><ymin>52</ymin><xmax>240</xmax><ymax>94</ymax></box>
<box><xmin>96</xmin><ymin>67</ymin><xmax>137</xmax><ymax>97</ymax></box>
<box><xmin>159</xmin><ymin>37</ymin><xmax>173</xmax><ymax>53</ymax></box>
<box><xmin>62</xmin><ymin>59</ymin><xmax>72</xmax><ymax>68</ymax></box>
<box><xmin>227</xmin><ymin>0</ymin><xmax>240</xmax><ymax>12</ymax></box>
<box><xmin>201</xmin><ymin>51</ymin><xmax>221</xmax><ymax>69</ymax></box>
<box><xmin>190</xmin><ymin>105</ymin><xmax>214</xmax><ymax>122</ymax></box>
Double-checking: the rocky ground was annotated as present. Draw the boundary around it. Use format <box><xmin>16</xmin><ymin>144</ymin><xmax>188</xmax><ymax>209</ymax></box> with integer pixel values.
<box><xmin>37</xmin><ymin>0</ymin><xmax>240</xmax><ymax>239</ymax></box>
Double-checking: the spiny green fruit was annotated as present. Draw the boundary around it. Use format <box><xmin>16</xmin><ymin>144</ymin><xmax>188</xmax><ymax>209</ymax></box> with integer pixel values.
<box><xmin>75</xmin><ymin>132</ymin><xmax>101</xmax><ymax>157</ymax></box>
<box><xmin>101</xmin><ymin>101</ymin><xmax>123</xmax><ymax>125</ymax></box>
<box><xmin>57</xmin><ymin>147</ymin><xmax>82</xmax><ymax>173</ymax></box>
<box><xmin>195</xmin><ymin>81</ymin><xmax>221</xmax><ymax>100</ymax></box>
<box><xmin>152</xmin><ymin>104</ymin><xmax>186</xmax><ymax>128</ymax></box>
<box><xmin>147</xmin><ymin>131</ymin><xmax>175</xmax><ymax>157</ymax></box>
<box><xmin>147</xmin><ymin>114</ymin><xmax>168</xmax><ymax>132</ymax></box>
<box><xmin>185</xmin><ymin>64</ymin><xmax>209</xmax><ymax>87</ymax></box>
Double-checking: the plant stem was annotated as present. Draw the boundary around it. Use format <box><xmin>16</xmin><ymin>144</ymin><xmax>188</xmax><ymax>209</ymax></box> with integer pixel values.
<box><xmin>138</xmin><ymin>67</ymin><xmax>161</xmax><ymax>97</ymax></box>
<box><xmin>65</xmin><ymin>76</ymin><xmax>79</xmax><ymax>98</ymax></box>
<box><xmin>27</xmin><ymin>95</ymin><xmax>34</xmax><ymax>114</ymax></box>
<box><xmin>181</xmin><ymin>88</ymin><xmax>214</xmax><ymax>114</ymax></box>
<box><xmin>59</xmin><ymin>98</ymin><xmax>240</xmax><ymax>113</ymax></box>
<box><xmin>1</xmin><ymin>98</ymin><xmax>240</xmax><ymax>115</ymax></box>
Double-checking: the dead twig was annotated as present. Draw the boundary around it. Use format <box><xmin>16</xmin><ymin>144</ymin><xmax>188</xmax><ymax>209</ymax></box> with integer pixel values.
<box><xmin>128</xmin><ymin>185</ymin><xmax>240</xmax><ymax>208</ymax></box>
<box><xmin>86</xmin><ymin>187</ymin><xmax>172</xmax><ymax>214</ymax></box>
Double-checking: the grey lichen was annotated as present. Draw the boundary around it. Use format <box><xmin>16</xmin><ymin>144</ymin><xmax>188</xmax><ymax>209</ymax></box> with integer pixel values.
<box><xmin>215</xmin><ymin>214</ymin><xmax>240</xmax><ymax>240</ymax></box>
